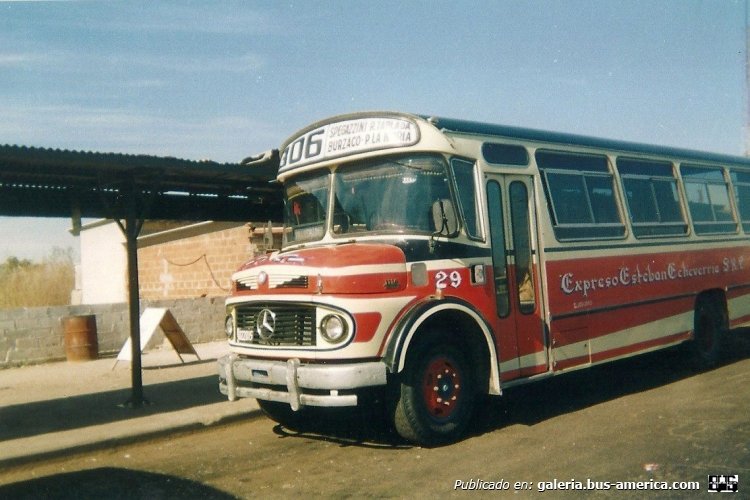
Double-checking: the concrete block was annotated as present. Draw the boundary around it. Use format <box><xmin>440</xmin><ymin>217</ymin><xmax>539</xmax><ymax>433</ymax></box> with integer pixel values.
<box><xmin>0</xmin><ymin>339</ymin><xmax>12</xmax><ymax>356</ymax></box>
<box><xmin>40</xmin><ymin>334</ymin><xmax>63</xmax><ymax>349</ymax></box>
<box><xmin>11</xmin><ymin>317</ymin><xmax>47</xmax><ymax>331</ymax></box>
<box><xmin>15</xmin><ymin>335</ymin><xmax>41</xmax><ymax>350</ymax></box>
<box><xmin>0</xmin><ymin>308</ymin><xmax>28</xmax><ymax>321</ymax></box>
<box><xmin>0</xmin><ymin>319</ymin><xmax>17</xmax><ymax>333</ymax></box>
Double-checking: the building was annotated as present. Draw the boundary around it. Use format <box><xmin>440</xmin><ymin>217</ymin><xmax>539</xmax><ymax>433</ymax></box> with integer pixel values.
<box><xmin>76</xmin><ymin>220</ymin><xmax>282</xmax><ymax>304</ymax></box>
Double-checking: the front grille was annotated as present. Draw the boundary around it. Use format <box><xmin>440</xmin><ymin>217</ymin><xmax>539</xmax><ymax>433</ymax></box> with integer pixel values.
<box><xmin>235</xmin><ymin>303</ymin><xmax>315</xmax><ymax>346</ymax></box>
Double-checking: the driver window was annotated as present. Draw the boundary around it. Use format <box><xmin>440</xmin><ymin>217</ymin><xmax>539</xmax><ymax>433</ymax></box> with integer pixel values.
<box><xmin>451</xmin><ymin>159</ymin><xmax>481</xmax><ymax>239</ymax></box>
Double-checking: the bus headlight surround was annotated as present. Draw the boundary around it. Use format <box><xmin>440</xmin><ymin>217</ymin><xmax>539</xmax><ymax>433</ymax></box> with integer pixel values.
<box><xmin>224</xmin><ymin>314</ymin><xmax>235</xmax><ymax>339</ymax></box>
<box><xmin>320</xmin><ymin>314</ymin><xmax>348</xmax><ymax>343</ymax></box>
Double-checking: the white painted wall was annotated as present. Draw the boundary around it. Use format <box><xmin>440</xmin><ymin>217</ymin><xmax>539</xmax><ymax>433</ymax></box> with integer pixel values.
<box><xmin>79</xmin><ymin>220</ymin><xmax>127</xmax><ymax>304</ymax></box>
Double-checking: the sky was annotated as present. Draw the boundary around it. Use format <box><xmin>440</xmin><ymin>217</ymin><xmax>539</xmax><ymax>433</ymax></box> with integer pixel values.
<box><xmin>0</xmin><ymin>0</ymin><xmax>747</xmax><ymax>261</ymax></box>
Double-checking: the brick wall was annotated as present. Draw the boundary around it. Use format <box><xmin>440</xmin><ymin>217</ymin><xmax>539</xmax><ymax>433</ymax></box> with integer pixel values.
<box><xmin>0</xmin><ymin>297</ymin><xmax>226</xmax><ymax>368</ymax></box>
<box><xmin>77</xmin><ymin>220</ymin><xmax>284</xmax><ymax>303</ymax></box>
<box><xmin>138</xmin><ymin>223</ymin><xmax>257</xmax><ymax>300</ymax></box>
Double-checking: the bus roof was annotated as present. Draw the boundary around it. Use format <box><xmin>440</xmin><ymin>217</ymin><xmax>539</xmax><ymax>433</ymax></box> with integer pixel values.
<box><xmin>425</xmin><ymin>115</ymin><xmax>750</xmax><ymax>168</ymax></box>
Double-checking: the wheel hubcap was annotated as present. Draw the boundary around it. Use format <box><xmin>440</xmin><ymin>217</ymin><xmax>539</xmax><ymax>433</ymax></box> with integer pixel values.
<box><xmin>422</xmin><ymin>356</ymin><xmax>462</xmax><ymax>419</ymax></box>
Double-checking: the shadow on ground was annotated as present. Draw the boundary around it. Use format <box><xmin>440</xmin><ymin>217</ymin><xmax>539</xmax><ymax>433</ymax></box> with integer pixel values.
<box><xmin>0</xmin><ymin>374</ymin><xmax>222</xmax><ymax>441</ymax></box>
<box><xmin>0</xmin><ymin>467</ymin><xmax>236</xmax><ymax>500</ymax></box>
<box><xmin>269</xmin><ymin>328</ymin><xmax>750</xmax><ymax>448</ymax></box>
<box><xmin>269</xmin><ymin>401</ymin><xmax>408</xmax><ymax>450</ymax></box>
<box><xmin>476</xmin><ymin>327</ymin><xmax>750</xmax><ymax>431</ymax></box>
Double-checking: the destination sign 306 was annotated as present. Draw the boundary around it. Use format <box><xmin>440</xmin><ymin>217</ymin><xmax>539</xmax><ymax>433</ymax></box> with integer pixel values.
<box><xmin>279</xmin><ymin>117</ymin><xmax>419</xmax><ymax>172</ymax></box>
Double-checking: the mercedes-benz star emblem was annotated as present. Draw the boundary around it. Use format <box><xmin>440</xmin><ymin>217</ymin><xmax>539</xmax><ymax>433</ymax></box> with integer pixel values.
<box><xmin>256</xmin><ymin>308</ymin><xmax>276</xmax><ymax>340</ymax></box>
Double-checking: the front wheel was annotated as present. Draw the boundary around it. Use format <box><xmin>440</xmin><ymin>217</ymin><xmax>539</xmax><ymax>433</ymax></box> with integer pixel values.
<box><xmin>257</xmin><ymin>399</ymin><xmax>308</xmax><ymax>430</ymax></box>
<box><xmin>391</xmin><ymin>342</ymin><xmax>476</xmax><ymax>445</ymax></box>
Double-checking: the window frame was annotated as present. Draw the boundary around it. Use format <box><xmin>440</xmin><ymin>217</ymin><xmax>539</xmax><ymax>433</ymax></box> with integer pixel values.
<box><xmin>482</xmin><ymin>142</ymin><xmax>530</xmax><ymax>167</ymax></box>
<box><xmin>730</xmin><ymin>168</ymin><xmax>750</xmax><ymax>233</ymax></box>
<box><xmin>536</xmin><ymin>149</ymin><xmax>626</xmax><ymax>241</ymax></box>
<box><xmin>616</xmin><ymin>157</ymin><xmax>688</xmax><ymax>239</ymax></box>
<box><xmin>680</xmin><ymin>164</ymin><xmax>738</xmax><ymax>235</ymax></box>
<box><xmin>449</xmin><ymin>157</ymin><xmax>484</xmax><ymax>241</ymax></box>
<box><xmin>487</xmin><ymin>180</ymin><xmax>510</xmax><ymax>318</ymax></box>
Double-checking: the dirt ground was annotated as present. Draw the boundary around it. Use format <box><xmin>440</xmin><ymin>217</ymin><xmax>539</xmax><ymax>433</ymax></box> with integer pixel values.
<box><xmin>1</xmin><ymin>329</ymin><xmax>749</xmax><ymax>499</ymax></box>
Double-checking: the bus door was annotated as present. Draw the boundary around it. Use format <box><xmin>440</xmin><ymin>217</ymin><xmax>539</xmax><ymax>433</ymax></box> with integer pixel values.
<box><xmin>486</xmin><ymin>175</ymin><xmax>548</xmax><ymax>378</ymax></box>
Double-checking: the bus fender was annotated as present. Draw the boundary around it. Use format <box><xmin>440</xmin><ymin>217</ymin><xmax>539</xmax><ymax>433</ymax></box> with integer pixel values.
<box><xmin>383</xmin><ymin>297</ymin><xmax>502</xmax><ymax>396</ymax></box>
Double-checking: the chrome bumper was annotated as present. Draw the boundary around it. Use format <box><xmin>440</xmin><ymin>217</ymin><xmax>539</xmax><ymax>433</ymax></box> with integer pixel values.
<box><xmin>218</xmin><ymin>354</ymin><xmax>388</xmax><ymax>410</ymax></box>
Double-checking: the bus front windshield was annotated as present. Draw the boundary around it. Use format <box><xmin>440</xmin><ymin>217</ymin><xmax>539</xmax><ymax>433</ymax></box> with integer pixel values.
<box><xmin>283</xmin><ymin>154</ymin><xmax>453</xmax><ymax>246</ymax></box>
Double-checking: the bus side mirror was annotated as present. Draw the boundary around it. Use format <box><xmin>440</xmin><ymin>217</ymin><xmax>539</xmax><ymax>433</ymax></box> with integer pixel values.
<box><xmin>432</xmin><ymin>199</ymin><xmax>458</xmax><ymax>236</ymax></box>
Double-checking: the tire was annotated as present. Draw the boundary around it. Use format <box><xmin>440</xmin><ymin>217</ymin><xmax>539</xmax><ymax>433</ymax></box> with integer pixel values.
<box><xmin>257</xmin><ymin>399</ymin><xmax>308</xmax><ymax>430</ymax></box>
<box><xmin>392</xmin><ymin>342</ymin><xmax>476</xmax><ymax>445</ymax></box>
<box><xmin>688</xmin><ymin>297</ymin><xmax>726</xmax><ymax>369</ymax></box>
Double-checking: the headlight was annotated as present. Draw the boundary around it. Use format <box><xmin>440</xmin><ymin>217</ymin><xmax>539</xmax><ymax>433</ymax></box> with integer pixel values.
<box><xmin>224</xmin><ymin>314</ymin><xmax>234</xmax><ymax>338</ymax></box>
<box><xmin>320</xmin><ymin>314</ymin><xmax>348</xmax><ymax>343</ymax></box>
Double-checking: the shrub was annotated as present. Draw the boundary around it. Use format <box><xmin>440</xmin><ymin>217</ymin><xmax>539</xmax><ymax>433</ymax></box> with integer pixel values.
<box><xmin>0</xmin><ymin>248</ymin><xmax>74</xmax><ymax>308</ymax></box>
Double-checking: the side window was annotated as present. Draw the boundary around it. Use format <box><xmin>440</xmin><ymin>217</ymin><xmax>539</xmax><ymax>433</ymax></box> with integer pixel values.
<box><xmin>482</xmin><ymin>143</ymin><xmax>529</xmax><ymax>166</ymax></box>
<box><xmin>730</xmin><ymin>169</ymin><xmax>750</xmax><ymax>233</ymax></box>
<box><xmin>680</xmin><ymin>165</ymin><xmax>737</xmax><ymax>235</ymax></box>
<box><xmin>509</xmin><ymin>182</ymin><xmax>536</xmax><ymax>314</ymax></box>
<box><xmin>617</xmin><ymin>157</ymin><xmax>687</xmax><ymax>238</ymax></box>
<box><xmin>283</xmin><ymin>173</ymin><xmax>330</xmax><ymax>244</ymax></box>
<box><xmin>536</xmin><ymin>150</ymin><xmax>625</xmax><ymax>240</ymax></box>
<box><xmin>487</xmin><ymin>181</ymin><xmax>510</xmax><ymax>318</ymax></box>
<box><xmin>450</xmin><ymin>158</ymin><xmax>481</xmax><ymax>239</ymax></box>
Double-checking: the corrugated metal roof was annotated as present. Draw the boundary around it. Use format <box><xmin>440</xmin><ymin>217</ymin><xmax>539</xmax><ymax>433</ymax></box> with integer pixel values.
<box><xmin>0</xmin><ymin>144</ymin><xmax>283</xmax><ymax>221</ymax></box>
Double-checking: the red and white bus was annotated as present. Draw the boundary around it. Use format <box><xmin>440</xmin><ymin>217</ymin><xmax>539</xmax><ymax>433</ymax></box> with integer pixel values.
<box><xmin>218</xmin><ymin>111</ymin><xmax>750</xmax><ymax>444</ymax></box>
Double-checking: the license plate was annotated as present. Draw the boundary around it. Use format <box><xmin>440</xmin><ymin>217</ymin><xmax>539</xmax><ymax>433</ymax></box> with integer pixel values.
<box><xmin>237</xmin><ymin>328</ymin><xmax>254</xmax><ymax>342</ymax></box>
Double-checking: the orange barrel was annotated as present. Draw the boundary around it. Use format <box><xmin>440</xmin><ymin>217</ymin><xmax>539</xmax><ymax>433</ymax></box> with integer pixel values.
<box><xmin>63</xmin><ymin>315</ymin><xmax>99</xmax><ymax>361</ymax></box>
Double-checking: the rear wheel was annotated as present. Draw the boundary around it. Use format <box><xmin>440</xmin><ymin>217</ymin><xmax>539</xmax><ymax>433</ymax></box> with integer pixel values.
<box><xmin>392</xmin><ymin>342</ymin><xmax>475</xmax><ymax>445</ymax></box>
<box><xmin>688</xmin><ymin>297</ymin><xmax>726</xmax><ymax>369</ymax></box>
